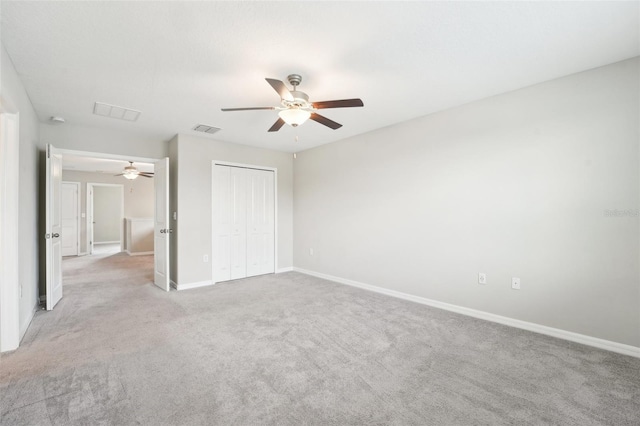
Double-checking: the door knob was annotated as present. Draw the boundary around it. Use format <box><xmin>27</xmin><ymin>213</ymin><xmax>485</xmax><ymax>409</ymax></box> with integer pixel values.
<box><xmin>52</xmin><ymin>233</ymin><xmax>60</xmax><ymax>238</ymax></box>
<box><xmin>160</xmin><ymin>229</ymin><xmax>165</xmax><ymax>234</ymax></box>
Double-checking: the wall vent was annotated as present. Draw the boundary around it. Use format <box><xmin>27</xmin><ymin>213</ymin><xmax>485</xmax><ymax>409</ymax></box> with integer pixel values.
<box><xmin>193</xmin><ymin>124</ymin><xmax>221</xmax><ymax>134</ymax></box>
<box><xmin>93</xmin><ymin>102</ymin><xmax>141</xmax><ymax>122</ymax></box>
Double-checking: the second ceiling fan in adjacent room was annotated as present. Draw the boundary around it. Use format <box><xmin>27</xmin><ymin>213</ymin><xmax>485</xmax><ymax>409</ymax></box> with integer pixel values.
<box><xmin>115</xmin><ymin>161</ymin><xmax>154</xmax><ymax>180</ymax></box>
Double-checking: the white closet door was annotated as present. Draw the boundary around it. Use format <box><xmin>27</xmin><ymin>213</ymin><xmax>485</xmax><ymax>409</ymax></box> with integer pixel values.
<box><xmin>229</xmin><ymin>167</ymin><xmax>247</xmax><ymax>280</ymax></box>
<box><xmin>246</xmin><ymin>169</ymin><xmax>275</xmax><ymax>277</ymax></box>
<box><xmin>61</xmin><ymin>183</ymin><xmax>79</xmax><ymax>256</ymax></box>
<box><xmin>212</xmin><ymin>165</ymin><xmax>232</xmax><ymax>282</ymax></box>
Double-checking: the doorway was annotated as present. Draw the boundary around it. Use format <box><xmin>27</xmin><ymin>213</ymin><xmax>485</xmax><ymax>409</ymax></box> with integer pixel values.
<box><xmin>87</xmin><ymin>183</ymin><xmax>124</xmax><ymax>255</ymax></box>
<box><xmin>44</xmin><ymin>146</ymin><xmax>171</xmax><ymax>313</ymax></box>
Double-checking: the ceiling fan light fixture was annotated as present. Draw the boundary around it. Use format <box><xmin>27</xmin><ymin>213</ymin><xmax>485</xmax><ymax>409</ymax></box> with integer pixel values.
<box><xmin>278</xmin><ymin>108</ymin><xmax>311</xmax><ymax>127</ymax></box>
<box><xmin>123</xmin><ymin>170</ymin><xmax>138</xmax><ymax>180</ymax></box>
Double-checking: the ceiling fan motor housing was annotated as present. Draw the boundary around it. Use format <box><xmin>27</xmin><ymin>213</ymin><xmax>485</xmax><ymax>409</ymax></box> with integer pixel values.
<box><xmin>287</xmin><ymin>74</ymin><xmax>303</xmax><ymax>87</ymax></box>
<box><xmin>283</xmin><ymin>90</ymin><xmax>310</xmax><ymax>109</ymax></box>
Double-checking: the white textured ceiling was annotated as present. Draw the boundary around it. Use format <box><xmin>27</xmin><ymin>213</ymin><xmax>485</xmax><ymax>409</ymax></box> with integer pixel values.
<box><xmin>2</xmin><ymin>1</ymin><xmax>638</xmax><ymax>152</ymax></box>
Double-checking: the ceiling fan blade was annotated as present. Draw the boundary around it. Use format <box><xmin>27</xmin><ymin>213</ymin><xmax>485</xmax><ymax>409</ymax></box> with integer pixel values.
<box><xmin>268</xmin><ymin>118</ymin><xmax>286</xmax><ymax>132</ymax></box>
<box><xmin>312</xmin><ymin>98</ymin><xmax>364</xmax><ymax>109</ymax></box>
<box><xmin>265</xmin><ymin>78</ymin><xmax>294</xmax><ymax>101</ymax></box>
<box><xmin>138</xmin><ymin>172</ymin><xmax>154</xmax><ymax>177</ymax></box>
<box><xmin>310</xmin><ymin>113</ymin><xmax>342</xmax><ymax>130</ymax></box>
<box><xmin>138</xmin><ymin>174</ymin><xmax>154</xmax><ymax>178</ymax></box>
<box><xmin>221</xmin><ymin>107</ymin><xmax>276</xmax><ymax>112</ymax></box>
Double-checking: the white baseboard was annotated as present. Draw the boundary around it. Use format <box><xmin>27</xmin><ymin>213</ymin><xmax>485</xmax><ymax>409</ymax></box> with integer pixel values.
<box><xmin>276</xmin><ymin>267</ymin><xmax>293</xmax><ymax>273</ymax></box>
<box><xmin>293</xmin><ymin>267</ymin><xmax>640</xmax><ymax>359</ymax></box>
<box><xmin>78</xmin><ymin>251</ymin><xmax>88</xmax><ymax>256</ymax></box>
<box><xmin>94</xmin><ymin>241</ymin><xmax>120</xmax><ymax>245</ymax></box>
<box><xmin>174</xmin><ymin>280</ymin><xmax>214</xmax><ymax>291</ymax></box>
<box><xmin>125</xmin><ymin>250</ymin><xmax>153</xmax><ymax>256</ymax></box>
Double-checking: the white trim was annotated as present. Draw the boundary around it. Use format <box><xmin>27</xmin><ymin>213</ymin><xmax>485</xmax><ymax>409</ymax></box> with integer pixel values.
<box><xmin>293</xmin><ymin>267</ymin><xmax>640</xmax><ymax>359</ymax></box>
<box><xmin>276</xmin><ymin>267</ymin><xmax>293</xmax><ymax>273</ymax></box>
<box><xmin>174</xmin><ymin>280</ymin><xmax>214</xmax><ymax>291</ymax></box>
<box><xmin>211</xmin><ymin>161</ymin><xmax>278</xmax><ymax>284</ymax></box>
<box><xmin>94</xmin><ymin>240</ymin><xmax>121</xmax><ymax>245</ymax></box>
<box><xmin>170</xmin><ymin>280</ymin><xmax>177</xmax><ymax>290</ymax></box>
<box><xmin>126</xmin><ymin>250</ymin><xmax>153</xmax><ymax>256</ymax></box>
<box><xmin>78</xmin><ymin>252</ymin><xmax>88</xmax><ymax>256</ymax></box>
<box><xmin>0</xmin><ymin>112</ymin><xmax>20</xmax><ymax>352</ymax></box>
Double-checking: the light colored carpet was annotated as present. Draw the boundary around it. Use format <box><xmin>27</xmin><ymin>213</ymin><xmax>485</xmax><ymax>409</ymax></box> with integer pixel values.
<box><xmin>1</xmin><ymin>253</ymin><xmax>639</xmax><ymax>425</ymax></box>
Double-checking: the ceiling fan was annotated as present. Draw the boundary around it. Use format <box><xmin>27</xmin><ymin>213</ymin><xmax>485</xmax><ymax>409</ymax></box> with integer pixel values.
<box><xmin>115</xmin><ymin>161</ymin><xmax>154</xmax><ymax>180</ymax></box>
<box><xmin>221</xmin><ymin>74</ymin><xmax>364</xmax><ymax>132</ymax></box>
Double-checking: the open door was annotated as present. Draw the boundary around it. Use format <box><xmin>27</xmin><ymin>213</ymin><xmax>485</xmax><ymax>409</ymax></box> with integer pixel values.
<box><xmin>45</xmin><ymin>144</ymin><xmax>63</xmax><ymax>310</ymax></box>
<box><xmin>153</xmin><ymin>157</ymin><xmax>170</xmax><ymax>291</ymax></box>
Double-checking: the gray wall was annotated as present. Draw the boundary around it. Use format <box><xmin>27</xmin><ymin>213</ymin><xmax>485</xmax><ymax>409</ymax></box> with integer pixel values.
<box><xmin>173</xmin><ymin>134</ymin><xmax>293</xmax><ymax>285</ymax></box>
<box><xmin>1</xmin><ymin>44</ymin><xmax>41</xmax><ymax>339</ymax></box>
<box><xmin>293</xmin><ymin>58</ymin><xmax>640</xmax><ymax>347</ymax></box>
<box><xmin>62</xmin><ymin>170</ymin><xmax>154</xmax><ymax>253</ymax></box>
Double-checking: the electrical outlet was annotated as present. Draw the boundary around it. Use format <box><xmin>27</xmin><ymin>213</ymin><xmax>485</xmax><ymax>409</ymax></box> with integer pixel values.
<box><xmin>309</xmin><ymin>248</ymin><xmax>314</xmax><ymax>256</ymax></box>
<box><xmin>203</xmin><ymin>254</ymin><xmax>209</xmax><ymax>263</ymax></box>
<box><xmin>478</xmin><ymin>273</ymin><xmax>487</xmax><ymax>284</ymax></box>
<box><xmin>512</xmin><ymin>277</ymin><xmax>521</xmax><ymax>290</ymax></box>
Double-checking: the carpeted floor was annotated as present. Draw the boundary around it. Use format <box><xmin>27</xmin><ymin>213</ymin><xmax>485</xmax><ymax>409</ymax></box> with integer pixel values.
<box><xmin>1</xmin><ymin>253</ymin><xmax>639</xmax><ymax>425</ymax></box>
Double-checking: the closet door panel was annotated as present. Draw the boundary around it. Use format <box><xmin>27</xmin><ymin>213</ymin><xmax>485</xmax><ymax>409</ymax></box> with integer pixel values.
<box><xmin>229</xmin><ymin>167</ymin><xmax>247</xmax><ymax>280</ymax></box>
<box><xmin>246</xmin><ymin>169</ymin><xmax>275</xmax><ymax>277</ymax></box>
<box><xmin>212</xmin><ymin>165</ymin><xmax>232</xmax><ymax>283</ymax></box>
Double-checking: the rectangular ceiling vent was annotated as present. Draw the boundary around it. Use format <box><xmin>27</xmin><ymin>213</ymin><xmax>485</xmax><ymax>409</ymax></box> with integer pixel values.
<box><xmin>93</xmin><ymin>102</ymin><xmax>141</xmax><ymax>122</ymax></box>
<box><xmin>193</xmin><ymin>124</ymin><xmax>221</xmax><ymax>134</ymax></box>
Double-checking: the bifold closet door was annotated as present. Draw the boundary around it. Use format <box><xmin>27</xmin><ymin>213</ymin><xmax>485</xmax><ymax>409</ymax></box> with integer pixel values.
<box><xmin>213</xmin><ymin>165</ymin><xmax>273</xmax><ymax>283</ymax></box>
<box><xmin>246</xmin><ymin>168</ymin><xmax>275</xmax><ymax>277</ymax></box>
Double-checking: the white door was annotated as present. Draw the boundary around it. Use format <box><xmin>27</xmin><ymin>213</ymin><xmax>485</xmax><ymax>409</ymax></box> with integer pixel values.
<box><xmin>246</xmin><ymin>169</ymin><xmax>275</xmax><ymax>277</ymax></box>
<box><xmin>46</xmin><ymin>144</ymin><xmax>63</xmax><ymax>310</ymax></box>
<box><xmin>0</xmin><ymin>112</ymin><xmax>20</xmax><ymax>351</ymax></box>
<box><xmin>61</xmin><ymin>182</ymin><xmax>79</xmax><ymax>256</ymax></box>
<box><xmin>230</xmin><ymin>167</ymin><xmax>247</xmax><ymax>280</ymax></box>
<box><xmin>212</xmin><ymin>164</ymin><xmax>275</xmax><ymax>283</ymax></box>
<box><xmin>213</xmin><ymin>165</ymin><xmax>248</xmax><ymax>282</ymax></box>
<box><xmin>153</xmin><ymin>157</ymin><xmax>170</xmax><ymax>291</ymax></box>
<box><xmin>88</xmin><ymin>185</ymin><xmax>94</xmax><ymax>254</ymax></box>
<box><xmin>212</xmin><ymin>165</ymin><xmax>232</xmax><ymax>282</ymax></box>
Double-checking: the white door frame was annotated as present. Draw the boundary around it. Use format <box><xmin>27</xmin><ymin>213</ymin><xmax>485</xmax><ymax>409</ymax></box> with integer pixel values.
<box><xmin>61</xmin><ymin>181</ymin><xmax>81</xmax><ymax>256</ymax></box>
<box><xmin>0</xmin><ymin>111</ymin><xmax>20</xmax><ymax>352</ymax></box>
<box><xmin>87</xmin><ymin>183</ymin><xmax>124</xmax><ymax>254</ymax></box>
<box><xmin>211</xmin><ymin>160</ymin><xmax>278</xmax><ymax>284</ymax></box>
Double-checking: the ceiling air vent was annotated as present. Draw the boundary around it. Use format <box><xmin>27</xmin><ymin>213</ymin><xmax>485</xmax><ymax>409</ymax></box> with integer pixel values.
<box><xmin>93</xmin><ymin>102</ymin><xmax>141</xmax><ymax>122</ymax></box>
<box><xmin>193</xmin><ymin>124</ymin><xmax>221</xmax><ymax>134</ymax></box>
